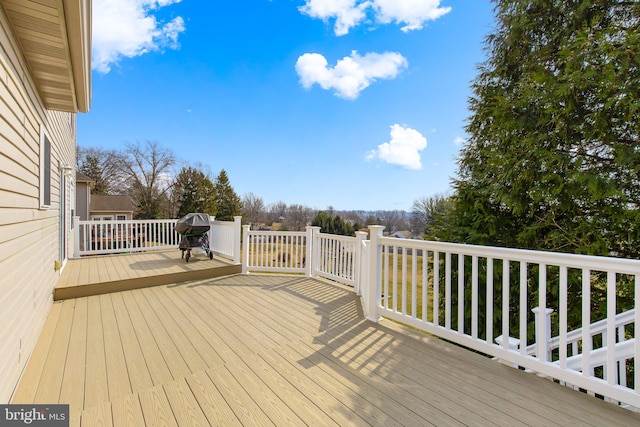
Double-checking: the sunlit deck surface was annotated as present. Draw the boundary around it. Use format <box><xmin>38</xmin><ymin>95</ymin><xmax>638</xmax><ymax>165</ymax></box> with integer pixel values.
<box><xmin>13</xmin><ymin>274</ymin><xmax>640</xmax><ymax>426</ymax></box>
<box><xmin>55</xmin><ymin>250</ymin><xmax>240</xmax><ymax>300</ymax></box>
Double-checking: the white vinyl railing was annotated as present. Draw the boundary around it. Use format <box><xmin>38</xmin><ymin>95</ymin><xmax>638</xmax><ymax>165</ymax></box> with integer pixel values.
<box><xmin>364</xmin><ymin>226</ymin><xmax>640</xmax><ymax>410</ymax></box>
<box><xmin>242</xmin><ymin>226</ymin><xmax>310</xmax><ymax>275</ymax></box>
<box><xmin>72</xmin><ymin>216</ymin><xmax>242</xmax><ymax>263</ymax></box>
<box><xmin>242</xmin><ymin>226</ymin><xmax>366</xmax><ymax>289</ymax></box>
<box><xmin>241</xmin><ymin>224</ymin><xmax>640</xmax><ymax>410</ymax></box>
<box><xmin>74</xmin><ymin>218</ymin><xmax>179</xmax><ymax>256</ymax></box>
<box><xmin>210</xmin><ymin>216</ymin><xmax>242</xmax><ymax>263</ymax></box>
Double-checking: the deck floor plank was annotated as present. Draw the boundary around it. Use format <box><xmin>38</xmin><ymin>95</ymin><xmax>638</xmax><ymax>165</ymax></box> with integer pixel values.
<box><xmin>283</xmin><ymin>338</ymin><xmax>446</xmax><ymax>427</ymax></box>
<box><xmin>128</xmin><ymin>289</ymin><xmax>193</xmax><ymax>381</ymax></box>
<box><xmin>118</xmin><ymin>291</ymin><xmax>174</xmax><ymax>386</ymax></box>
<box><xmin>186</xmin><ymin>371</ymin><xmax>242</xmax><ymax>426</ymax></box>
<box><xmin>80</xmin><ymin>402</ymin><xmax>112</xmax><ymax>427</ymax></box>
<box><xmin>83</xmin><ymin>296</ymin><xmax>109</xmax><ymax>410</ymax></box>
<box><xmin>147</xmin><ymin>286</ymin><xmax>226</xmax><ymax>369</ymax></box>
<box><xmin>339</xmin><ymin>325</ymin><xmax>583</xmax><ymax>426</ymax></box>
<box><xmin>222</xmin><ymin>357</ymin><xmax>307</xmax><ymax>426</ymax></box>
<box><xmin>32</xmin><ymin>299</ymin><xmax>76</xmax><ymax>405</ymax></box>
<box><xmin>110</xmin><ymin>389</ymin><xmax>145</xmax><ymax>427</ymax></box>
<box><xmin>58</xmin><ymin>297</ymin><xmax>88</xmax><ymax>416</ymax></box>
<box><xmin>138</xmin><ymin>385</ymin><xmax>177</xmax><ymax>427</ymax></box>
<box><xmin>99</xmin><ymin>294</ymin><xmax>133</xmax><ymax>403</ymax></box>
<box><xmin>306</xmin><ymin>321</ymin><xmax>532</xmax><ymax>426</ymax></box>
<box><xmin>202</xmin><ymin>367</ymin><xmax>275</xmax><ymax>426</ymax></box>
<box><xmin>13</xmin><ymin>273</ymin><xmax>640</xmax><ymax>427</ymax></box>
<box><xmin>253</xmin><ymin>339</ymin><xmax>371</xmax><ymax>426</ymax></box>
<box><xmin>163</xmin><ymin>377</ymin><xmax>211</xmax><ymax>427</ymax></box>
<box><xmin>140</xmin><ymin>287</ymin><xmax>209</xmax><ymax>374</ymax></box>
<box><xmin>110</xmin><ymin>292</ymin><xmax>154</xmax><ymax>394</ymax></box>
<box><xmin>11</xmin><ymin>301</ymin><xmax>63</xmax><ymax>403</ymax></box>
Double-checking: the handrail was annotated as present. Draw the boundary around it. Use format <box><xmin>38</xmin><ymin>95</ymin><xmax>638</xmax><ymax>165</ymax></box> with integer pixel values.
<box><xmin>72</xmin><ymin>216</ymin><xmax>242</xmax><ymax>263</ymax></box>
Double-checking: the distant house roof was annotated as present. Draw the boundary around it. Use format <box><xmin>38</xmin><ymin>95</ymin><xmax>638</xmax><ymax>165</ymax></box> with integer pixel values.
<box><xmin>90</xmin><ymin>195</ymin><xmax>134</xmax><ymax>213</ymax></box>
<box><xmin>391</xmin><ymin>231</ymin><xmax>412</xmax><ymax>239</ymax></box>
<box><xmin>76</xmin><ymin>171</ymin><xmax>94</xmax><ymax>184</ymax></box>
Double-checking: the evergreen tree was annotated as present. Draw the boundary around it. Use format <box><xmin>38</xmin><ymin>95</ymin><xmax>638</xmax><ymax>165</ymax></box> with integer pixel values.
<box><xmin>214</xmin><ymin>169</ymin><xmax>241</xmax><ymax>221</ymax></box>
<box><xmin>173</xmin><ymin>166</ymin><xmax>216</xmax><ymax>217</ymax></box>
<box><xmin>452</xmin><ymin>0</ymin><xmax>640</xmax><ymax>257</ymax></box>
<box><xmin>311</xmin><ymin>211</ymin><xmax>355</xmax><ymax>236</ymax></box>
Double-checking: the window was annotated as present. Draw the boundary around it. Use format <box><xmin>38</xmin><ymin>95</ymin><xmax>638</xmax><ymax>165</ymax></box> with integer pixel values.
<box><xmin>40</xmin><ymin>132</ymin><xmax>51</xmax><ymax>208</ymax></box>
<box><xmin>116</xmin><ymin>215</ymin><xmax>127</xmax><ymax>221</ymax></box>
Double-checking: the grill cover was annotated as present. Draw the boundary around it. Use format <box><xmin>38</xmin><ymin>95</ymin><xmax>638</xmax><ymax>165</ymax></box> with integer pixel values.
<box><xmin>175</xmin><ymin>213</ymin><xmax>211</xmax><ymax>235</ymax></box>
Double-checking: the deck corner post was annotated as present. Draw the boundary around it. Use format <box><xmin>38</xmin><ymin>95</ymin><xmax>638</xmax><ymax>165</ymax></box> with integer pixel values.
<box><xmin>354</xmin><ymin>231</ymin><xmax>367</xmax><ymax>295</ymax></box>
<box><xmin>305</xmin><ymin>226</ymin><xmax>320</xmax><ymax>277</ymax></box>
<box><xmin>532</xmin><ymin>306</ymin><xmax>554</xmax><ymax>362</ymax></box>
<box><xmin>72</xmin><ymin>215</ymin><xmax>80</xmax><ymax>259</ymax></box>
<box><xmin>242</xmin><ymin>224</ymin><xmax>251</xmax><ymax>274</ymax></box>
<box><xmin>233</xmin><ymin>216</ymin><xmax>242</xmax><ymax>264</ymax></box>
<box><xmin>366</xmin><ymin>225</ymin><xmax>385</xmax><ymax>322</ymax></box>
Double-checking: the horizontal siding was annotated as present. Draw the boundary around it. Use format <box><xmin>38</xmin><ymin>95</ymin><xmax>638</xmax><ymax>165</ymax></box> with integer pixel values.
<box><xmin>0</xmin><ymin>2</ymin><xmax>77</xmax><ymax>404</ymax></box>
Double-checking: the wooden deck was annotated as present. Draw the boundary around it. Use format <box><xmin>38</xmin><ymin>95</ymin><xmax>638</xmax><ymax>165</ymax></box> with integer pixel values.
<box><xmin>13</xmin><ymin>274</ymin><xmax>640</xmax><ymax>426</ymax></box>
<box><xmin>55</xmin><ymin>250</ymin><xmax>241</xmax><ymax>300</ymax></box>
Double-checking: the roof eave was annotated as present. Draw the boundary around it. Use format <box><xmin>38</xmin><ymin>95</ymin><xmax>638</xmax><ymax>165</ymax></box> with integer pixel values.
<box><xmin>0</xmin><ymin>0</ymin><xmax>92</xmax><ymax>113</ymax></box>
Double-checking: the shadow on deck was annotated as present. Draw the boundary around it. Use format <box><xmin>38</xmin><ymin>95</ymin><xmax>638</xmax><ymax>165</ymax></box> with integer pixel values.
<box><xmin>13</xmin><ymin>274</ymin><xmax>640</xmax><ymax>426</ymax></box>
<box><xmin>55</xmin><ymin>250</ymin><xmax>241</xmax><ymax>300</ymax></box>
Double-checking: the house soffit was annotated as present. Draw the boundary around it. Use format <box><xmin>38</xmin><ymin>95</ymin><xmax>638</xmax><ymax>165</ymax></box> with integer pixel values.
<box><xmin>0</xmin><ymin>0</ymin><xmax>91</xmax><ymax>113</ymax></box>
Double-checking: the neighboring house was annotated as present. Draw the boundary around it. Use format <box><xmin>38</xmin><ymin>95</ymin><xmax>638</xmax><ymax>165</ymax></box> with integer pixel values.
<box><xmin>0</xmin><ymin>0</ymin><xmax>91</xmax><ymax>403</ymax></box>
<box><xmin>75</xmin><ymin>173</ymin><xmax>134</xmax><ymax>220</ymax></box>
<box><xmin>75</xmin><ymin>171</ymin><xmax>94</xmax><ymax>220</ymax></box>
<box><xmin>90</xmin><ymin>194</ymin><xmax>135</xmax><ymax>221</ymax></box>
<box><xmin>390</xmin><ymin>230</ymin><xmax>413</xmax><ymax>239</ymax></box>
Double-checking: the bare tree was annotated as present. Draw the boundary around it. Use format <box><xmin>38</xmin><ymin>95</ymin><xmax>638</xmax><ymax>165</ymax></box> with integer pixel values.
<box><xmin>241</xmin><ymin>192</ymin><xmax>265</xmax><ymax>226</ymax></box>
<box><xmin>411</xmin><ymin>193</ymin><xmax>453</xmax><ymax>240</ymax></box>
<box><xmin>121</xmin><ymin>141</ymin><xmax>176</xmax><ymax>219</ymax></box>
<box><xmin>76</xmin><ymin>146</ymin><xmax>126</xmax><ymax>194</ymax></box>
<box><xmin>378</xmin><ymin>210</ymin><xmax>409</xmax><ymax>234</ymax></box>
<box><xmin>267</xmin><ymin>200</ymin><xmax>287</xmax><ymax>225</ymax></box>
<box><xmin>284</xmin><ymin>204</ymin><xmax>314</xmax><ymax>231</ymax></box>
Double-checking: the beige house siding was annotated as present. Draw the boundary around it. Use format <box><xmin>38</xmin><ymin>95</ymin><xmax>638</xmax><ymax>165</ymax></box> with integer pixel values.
<box><xmin>0</xmin><ymin>5</ymin><xmax>79</xmax><ymax>403</ymax></box>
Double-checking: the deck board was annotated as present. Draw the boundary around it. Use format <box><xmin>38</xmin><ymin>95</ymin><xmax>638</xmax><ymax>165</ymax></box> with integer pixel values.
<box><xmin>59</xmin><ymin>298</ymin><xmax>88</xmax><ymax>413</ymax></box>
<box><xmin>12</xmin><ymin>274</ymin><xmax>640</xmax><ymax>426</ymax></box>
<box><xmin>100</xmin><ymin>294</ymin><xmax>133</xmax><ymax>402</ymax></box>
<box><xmin>55</xmin><ymin>250</ymin><xmax>240</xmax><ymax>300</ymax></box>
<box><xmin>186</xmin><ymin>371</ymin><xmax>242</xmax><ymax>426</ymax></box>
<box><xmin>11</xmin><ymin>301</ymin><xmax>62</xmax><ymax>403</ymax></box>
<box><xmin>83</xmin><ymin>296</ymin><xmax>109</xmax><ymax>409</ymax></box>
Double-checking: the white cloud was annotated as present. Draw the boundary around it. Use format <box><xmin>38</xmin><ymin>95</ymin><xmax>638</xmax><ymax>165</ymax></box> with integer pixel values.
<box><xmin>299</xmin><ymin>0</ymin><xmax>451</xmax><ymax>35</ymax></box>
<box><xmin>298</xmin><ymin>0</ymin><xmax>370</xmax><ymax>36</ymax></box>
<box><xmin>373</xmin><ymin>0</ymin><xmax>451</xmax><ymax>32</ymax></box>
<box><xmin>92</xmin><ymin>0</ymin><xmax>186</xmax><ymax>73</ymax></box>
<box><xmin>295</xmin><ymin>50</ymin><xmax>408</xmax><ymax>99</ymax></box>
<box><xmin>366</xmin><ymin>124</ymin><xmax>427</xmax><ymax>170</ymax></box>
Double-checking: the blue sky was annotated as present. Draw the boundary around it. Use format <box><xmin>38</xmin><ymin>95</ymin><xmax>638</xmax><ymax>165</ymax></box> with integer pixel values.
<box><xmin>79</xmin><ymin>0</ymin><xmax>495</xmax><ymax>211</ymax></box>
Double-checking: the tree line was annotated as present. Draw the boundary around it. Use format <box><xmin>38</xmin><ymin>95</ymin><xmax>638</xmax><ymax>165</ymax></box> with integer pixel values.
<box><xmin>77</xmin><ymin>141</ymin><xmax>242</xmax><ymax>221</ymax></box>
<box><xmin>76</xmin><ymin>141</ymin><xmax>412</xmax><ymax>232</ymax></box>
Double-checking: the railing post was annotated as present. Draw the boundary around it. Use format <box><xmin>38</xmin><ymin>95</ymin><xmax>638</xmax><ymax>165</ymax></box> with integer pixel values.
<box><xmin>532</xmin><ymin>306</ymin><xmax>554</xmax><ymax>362</ymax></box>
<box><xmin>366</xmin><ymin>225</ymin><xmax>384</xmax><ymax>322</ymax></box>
<box><xmin>242</xmin><ymin>224</ymin><xmax>251</xmax><ymax>274</ymax></box>
<box><xmin>354</xmin><ymin>231</ymin><xmax>367</xmax><ymax>295</ymax></box>
<box><xmin>233</xmin><ymin>216</ymin><xmax>242</xmax><ymax>264</ymax></box>
<box><xmin>304</xmin><ymin>226</ymin><xmax>315</xmax><ymax>277</ymax></box>
<box><xmin>72</xmin><ymin>215</ymin><xmax>80</xmax><ymax>259</ymax></box>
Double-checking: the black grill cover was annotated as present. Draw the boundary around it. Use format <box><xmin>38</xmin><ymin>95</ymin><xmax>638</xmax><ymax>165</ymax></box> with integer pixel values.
<box><xmin>175</xmin><ymin>213</ymin><xmax>211</xmax><ymax>235</ymax></box>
